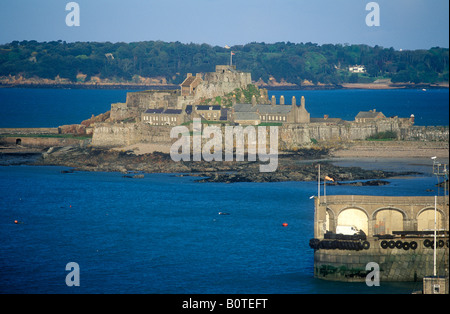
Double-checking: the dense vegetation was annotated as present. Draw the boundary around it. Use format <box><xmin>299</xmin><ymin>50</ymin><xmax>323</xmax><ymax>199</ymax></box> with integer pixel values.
<box><xmin>0</xmin><ymin>40</ymin><xmax>448</xmax><ymax>85</ymax></box>
<box><xmin>366</xmin><ymin>131</ymin><xmax>398</xmax><ymax>141</ymax></box>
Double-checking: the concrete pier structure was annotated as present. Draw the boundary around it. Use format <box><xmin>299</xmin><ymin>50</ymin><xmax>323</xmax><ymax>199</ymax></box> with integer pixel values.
<box><xmin>312</xmin><ymin>195</ymin><xmax>449</xmax><ymax>282</ymax></box>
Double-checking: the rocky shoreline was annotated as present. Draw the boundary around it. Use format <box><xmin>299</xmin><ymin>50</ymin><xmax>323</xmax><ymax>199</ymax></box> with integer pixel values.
<box><xmin>0</xmin><ymin>145</ymin><xmax>421</xmax><ymax>184</ymax></box>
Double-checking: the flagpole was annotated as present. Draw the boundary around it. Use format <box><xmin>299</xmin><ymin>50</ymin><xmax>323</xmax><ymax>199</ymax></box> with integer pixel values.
<box><xmin>434</xmin><ymin>195</ymin><xmax>437</xmax><ymax>277</ymax></box>
<box><xmin>230</xmin><ymin>51</ymin><xmax>233</xmax><ymax>66</ymax></box>
<box><xmin>318</xmin><ymin>164</ymin><xmax>320</xmax><ymax>203</ymax></box>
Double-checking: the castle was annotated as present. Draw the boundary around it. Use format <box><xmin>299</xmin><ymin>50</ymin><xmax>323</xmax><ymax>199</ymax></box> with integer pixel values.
<box><xmin>91</xmin><ymin>64</ymin><xmax>423</xmax><ymax>148</ymax></box>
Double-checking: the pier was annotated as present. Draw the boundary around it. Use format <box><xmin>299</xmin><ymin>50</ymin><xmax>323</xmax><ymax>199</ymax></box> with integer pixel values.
<box><xmin>311</xmin><ymin>195</ymin><xmax>449</xmax><ymax>282</ymax></box>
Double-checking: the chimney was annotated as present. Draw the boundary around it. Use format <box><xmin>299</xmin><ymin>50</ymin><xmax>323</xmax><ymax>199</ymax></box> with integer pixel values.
<box><xmin>271</xmin><ymin>95</ymin><xmax>276</xmax><ymax>107</ymax></box>
<box><xmin>280</xmin><ymin>95</ymin><xmax>285</xmax><ymax>105</ymax></box>
<box><xmin>291</xmin><ymin>96</ymin><xmax>296</xmax><ymax>108</ymax></box>
<box><xmin>187</xmin><ymin>73</ymin><xmax>192</xmax><ymax>78</ymax></box>
<box><xmin>251</xmin><ymin>95</ymin><xmax>256</xmax><ymax>107</ymax></box>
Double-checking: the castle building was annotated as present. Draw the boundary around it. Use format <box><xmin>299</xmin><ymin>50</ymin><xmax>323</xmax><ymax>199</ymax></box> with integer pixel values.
<box><xmin>180</xmin><ymin>73</ymin><xmax>203</xmax><ymax>97</ymax></box>
<box><xmin>194</xmin><ymin>105</ymin><xmax>223</xmax><ymax>121</ymax></box>
<box><xmin>355</xmin><ymin>109</ymin><xmax>386</xmax><ymax>123</ymax></box>
<box><xmin>141</xmin><ymin>107</ymin><xmax>189</xmax><ymax>126</ymax></box>
<box><xmin>231</xmin><ymin>95</ymin><xmax>311</xmax><ymax>125</ymax></box>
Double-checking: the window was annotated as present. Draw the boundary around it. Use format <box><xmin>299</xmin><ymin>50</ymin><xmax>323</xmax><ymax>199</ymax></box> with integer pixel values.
<box><xmin>434</xmin><ymin>285</ymin><xmax>441</xmax><ymax>294</ymax></box>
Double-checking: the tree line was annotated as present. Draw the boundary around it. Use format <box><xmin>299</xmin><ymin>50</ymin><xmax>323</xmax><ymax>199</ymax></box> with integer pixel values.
<box><xmin>0</xmin><ymin>40</ymin><xmax>448</xmax><ymax>86</ymax></box>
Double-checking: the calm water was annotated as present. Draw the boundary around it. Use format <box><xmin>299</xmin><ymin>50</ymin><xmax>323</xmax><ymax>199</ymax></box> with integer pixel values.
<box><xmin>0</xmin><ymin>88</ymin><xmax>448</xmax><ymax>294</ymax></box>
<box><xmin>0</xmin><ymin>88</ymin><xmax>448</xmax><ymax>127</ymax></box>
<box><xmin>0</xmin><ymin>161</ymin><xmax>443</xmax><ymax>294</ymax></box>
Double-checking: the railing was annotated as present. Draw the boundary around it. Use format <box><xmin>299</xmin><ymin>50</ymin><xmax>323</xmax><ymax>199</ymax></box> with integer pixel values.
<box><xmin>323</xmin><ymin>195</ymin><xmax>447</xmax><ymax>207</ymax></box>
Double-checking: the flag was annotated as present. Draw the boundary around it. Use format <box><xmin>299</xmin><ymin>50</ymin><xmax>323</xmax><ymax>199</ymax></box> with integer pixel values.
<box><xmin>231</xmin><ymin>52</ymin><xmax>235</xmax><ymax>56</ymax></box>
<box><xmin>325</xmin><ymin>176</ymin><xmax>334</xmax><ymax>182</ymax></box>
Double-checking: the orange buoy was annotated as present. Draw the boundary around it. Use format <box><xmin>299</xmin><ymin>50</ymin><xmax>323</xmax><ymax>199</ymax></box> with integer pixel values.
<box><xmin>14</xmin><ymin>220</ymin><xmax>18</xmax><ymax>224</ymax></box>
<box><xmin>282</xmin><ymin>223</ymin><xmax>288</xmax><ymax>227</ymax></box>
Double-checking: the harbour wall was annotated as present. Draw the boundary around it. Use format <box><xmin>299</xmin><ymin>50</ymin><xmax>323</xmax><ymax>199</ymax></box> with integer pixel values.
<box><xmin>314</xmin><ymin>238</ymin><xmax>448</xmax><ymax>282</ymax></box>
<box><xmin>312</xmin><ymin>195</ymin><xmax>449</xmax><ymax>282</ymax></box>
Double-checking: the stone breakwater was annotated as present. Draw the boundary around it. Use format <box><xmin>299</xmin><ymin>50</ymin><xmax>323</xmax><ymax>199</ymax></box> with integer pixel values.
<box><xmin>31</xmin><ymin>146</ymin><xmax>421</xmax><ymax>183</ymax></box>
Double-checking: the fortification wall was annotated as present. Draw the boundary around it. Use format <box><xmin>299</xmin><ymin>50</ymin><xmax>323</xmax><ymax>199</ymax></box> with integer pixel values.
<box><xmin>91</xmin><ymin>123</ymin><xmax>173</xmax><ymax>147</ymax></box>
<box><xmin>110</xmin><ymin>90</ymin><xmax>180</xmax><ymax>121</ymax></box>
<box><xmin>0</xmin><ymin>128</ymin><xmax>59</xmax><ymax>135</ymax></box>
<box><xmin>92</xmin><ymin>121</ymin><xmax>449</xmax><ymax>149</ymax></box>
<box><xmin>0</xmin><ymin>136</ymin><xmax>87</xmax><ymax>148</ymax></box>
<box><xmin>195</xmin><ymin>71</ymin><xmax>252</xmax><ymax>100</ymax></box>
<box><xmin>280</xmin><ymin>122</ymin><xmax>448</xmax><ymax>149</ymax></box>
<box><xmin>400</xmin><ymin>126</ymin><xmax>449</xmax><ymax>141</ymax></box>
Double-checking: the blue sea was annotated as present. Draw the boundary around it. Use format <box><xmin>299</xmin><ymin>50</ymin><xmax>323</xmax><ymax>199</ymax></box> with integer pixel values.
<box><xmin>0</xmin><ymin>88</ymin><xmax>448</xmax><ymax>127</ymax></box>
<box><xmin>0</xmin><ymin>162</ymin><xmax>444</xmax><ymax>295</ymax></box>
<box><xmin>0</xmin><ymin>88</ymin><xmax>448</xmax><ymax>295</ymax></box>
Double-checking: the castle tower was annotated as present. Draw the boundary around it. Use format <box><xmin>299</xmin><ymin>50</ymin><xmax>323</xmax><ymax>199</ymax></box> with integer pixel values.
<box><xmin>292</xmin><ymin>96</ymin><xmax>296</xmax><ymax>108</ymax></box>
<box><xmin>271</xmin><ymin>95</ymin><xmax>276</xmax><ymax>107</ymax></box>
<box><xmin>295</xmin><ymin>96</ymin><xmax>310</xmax><ymax>123</ymax></box>
<box><xmin>280</xmin><ymin>95</ymin><xmax>285</xmax><ymax>105</ymax></box>
<box><xmin>251</xmin><ymin>95</ymin><xmax>256</xmax><ymax>107</ymax></box>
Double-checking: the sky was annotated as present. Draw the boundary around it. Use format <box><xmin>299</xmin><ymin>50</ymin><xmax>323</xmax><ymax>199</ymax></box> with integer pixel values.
<box><xmin>0</xmin><ymin>0</ymin><xmax>448</xmax><ymax>50</ymax></box>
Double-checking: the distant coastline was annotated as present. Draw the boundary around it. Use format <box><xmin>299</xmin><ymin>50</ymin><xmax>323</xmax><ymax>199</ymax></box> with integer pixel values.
<box><xmin>1</xmin><ymin>81</ymin><xmax>448</xmax><ymax>91</ymax></box>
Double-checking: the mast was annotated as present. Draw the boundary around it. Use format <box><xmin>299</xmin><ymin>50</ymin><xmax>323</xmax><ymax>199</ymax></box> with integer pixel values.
<box><xmin>318</xmin><ymin>164</ymin><xmax>320</xmax><ymax>203</ymax></box>
<box><xmin>434</xmin><ymin>195</ymin><xmax>437</xmax><ymax>277</ymax></box>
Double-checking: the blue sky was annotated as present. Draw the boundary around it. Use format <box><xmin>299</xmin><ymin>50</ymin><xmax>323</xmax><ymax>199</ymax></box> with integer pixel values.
<box><xmin>0</xmin><ymin>0</ymin><xmax>448</xmax><ymax>50</ymax></box>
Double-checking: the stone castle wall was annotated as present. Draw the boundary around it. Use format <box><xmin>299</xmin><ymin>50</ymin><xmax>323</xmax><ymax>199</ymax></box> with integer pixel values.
<box><xmin>92</xmin><ymin>121</ymin><xmax>449</xmax><ymax>149</ymax></box>
<box><xmin>280</xmin><ymin>122</ymin><xmax>448</xmax><ymax>150</ymax></box>
<box><xmin>110</xmin><ymin>90</ymin><xmax>180</xmax><ymax>121</ymax></box>
<box><xmin>91</xmin><ymin>123</ymin><xmax>173</xmax><ymax>147</ymax></box>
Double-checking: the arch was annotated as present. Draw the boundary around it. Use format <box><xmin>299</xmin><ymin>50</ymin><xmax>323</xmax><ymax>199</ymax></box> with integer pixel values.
<box><xmin>373</xmin><ymin>208</ymin><xmax>405</xmax><ymax>234</ymax></box>
<box><xmin>417</xmin><ymin>207</ymin><xmax>445</xmax><ymax>231</ymax></box>
<box><xmin>337</xmin><ymin>207</ymin><xmax>369</xmax><ymax>235</ymax></box>
<box><xmin>325</xmin><ymin>207</ymin><xmax>336</xmax><ymax>232</ymax></box>
<box><xmin>16</xmin><ymin>138</ymin><xmax>22</xmax><ymax>145</ymax></box>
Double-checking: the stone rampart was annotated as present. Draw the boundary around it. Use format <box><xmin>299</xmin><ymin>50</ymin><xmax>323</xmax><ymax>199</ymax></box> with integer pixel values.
<box><xmin>91</xmin><ymin>123</ymin><xmax>173</xmax><ymax>147</ymax></box>
<box><xmin>0</xmin><ymin>128</ymin><xmax>59</xmax><ymax>135</ymax></box>
<box><xmin>0</xmin><ymin>136</ymin><xmax>88</xmax><ymax>148</ymax></box>
<box><xmin>280</xmin><ymin>122</ymin><xmax>448</xmax><ymax>149</ymax></box>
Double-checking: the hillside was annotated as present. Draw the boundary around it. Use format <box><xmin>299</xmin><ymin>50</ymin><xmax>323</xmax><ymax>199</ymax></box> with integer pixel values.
<box><xmin>0</xmin><ymin>40</ymin><xmax>448</xmax><ymax>88</ymax></box>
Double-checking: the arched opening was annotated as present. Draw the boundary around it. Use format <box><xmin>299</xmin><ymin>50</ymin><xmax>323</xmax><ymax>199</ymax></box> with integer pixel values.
<box><xmin>337</xmin><ymin>208</ymin><xmax>369</xmax><ymax>235</ymax></box>
<box><xmin>325</xmin><ymin>208</ymin><xmax>336</xmax><ymax>233</ymax></box>
<box><xmin>418</xmin><ymin>209</ymin><xmax>443</xmax><ymax>231</ymax></box>
<box><xmin>374</xmin><ymin>209</ymin><xmax>404</xmax><ymax>234</ymax></box>
<box><xmin>16</xmin><ymin>138</ymin><xmax>22</xmax><ymax>145</ymax></box>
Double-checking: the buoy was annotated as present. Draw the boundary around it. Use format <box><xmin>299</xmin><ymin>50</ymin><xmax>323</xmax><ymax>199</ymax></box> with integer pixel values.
<box><xmin>282</xmin><ymin>223</ymin><xmax>288</xmax><ymax>227</ymax></box>
<box><xmin>14</xmin><ymin>220</ymin><xmax>18</xmax><ymax>224</ymax></box>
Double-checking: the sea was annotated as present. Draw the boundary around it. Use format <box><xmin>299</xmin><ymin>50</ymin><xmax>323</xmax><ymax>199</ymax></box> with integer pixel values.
<box><xmin>0</xmin><ymin>88</ymin><xmax>449</xmax><ymax>295</ymax></box>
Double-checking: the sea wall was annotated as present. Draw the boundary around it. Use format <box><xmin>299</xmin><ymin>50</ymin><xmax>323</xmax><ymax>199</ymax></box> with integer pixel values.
<box><xmin>314</xmin><ymin>239</ymin><xmax>449</xmax><ymax>282</ymax></box>
<box><xmin>400</xmin><ymin>126</ymin><xmax>449</xmax><ymax>141</ymax></box>
<box><xmin>280</xmin><ymin>123</ymin><xmax>448</xmax><ymax>149</ymax></box>
<box><xmin>0</xmin><ymin>136</ymin><xmax>88</xmax><ymax>148</ymax></box>
<box><xmin>91</xmin><ymin>123</ymin><xmax>172</xmax><ymax>147</ymax></box>
<box><xmin>92</xmin><ymin>121</ymin><xmax>449</xmax><ymax>149</ymax></box>
<box><xmin>0</xmin><ymin>128</ymin><xmax>59</xmax><ymax>135</ymax></box>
